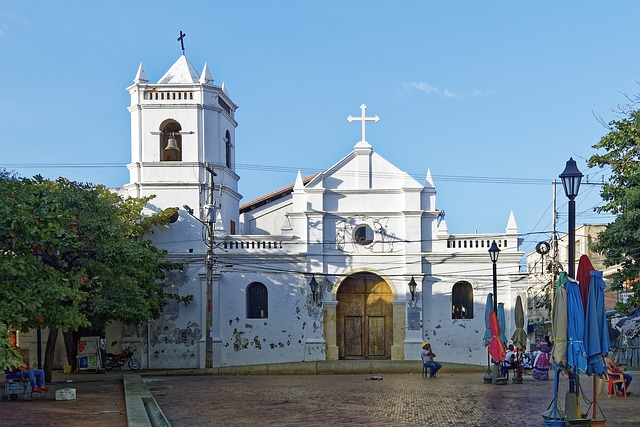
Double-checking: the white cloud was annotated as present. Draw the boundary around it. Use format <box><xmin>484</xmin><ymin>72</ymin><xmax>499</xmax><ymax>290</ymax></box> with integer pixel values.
<box><xmin>404</xmin><ymin>81</ymin><xmax>488</xmax><ymax>98</ymax></box>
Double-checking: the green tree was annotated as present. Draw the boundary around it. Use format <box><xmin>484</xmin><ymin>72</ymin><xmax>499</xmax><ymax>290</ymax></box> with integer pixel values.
<box><xmin>0</xmin><ymin>175</ymin><xmax>89</xmax><ymax>370</ymax></box>
<box><xmin>588</xmin><ymin>102</ymin><xmax>640</xmax><ymax>311</ymax></box>
<box><xmin>1</xmin><ymin>174</ymin><xmax>182</xmax><ymax>377</ymax></box>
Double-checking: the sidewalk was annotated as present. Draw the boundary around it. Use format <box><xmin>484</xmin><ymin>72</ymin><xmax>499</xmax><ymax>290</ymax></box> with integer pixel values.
<box><xmin>0</xmin><ymin>370</ymin><xmax>126</xmax><ymax>427</ymax></box>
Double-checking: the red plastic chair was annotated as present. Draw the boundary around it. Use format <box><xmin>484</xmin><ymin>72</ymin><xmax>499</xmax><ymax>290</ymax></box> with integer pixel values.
<box><xmin>606</xmin><ymin>367</ymin><xmax>627</xmax><ymax>397</ymax></box>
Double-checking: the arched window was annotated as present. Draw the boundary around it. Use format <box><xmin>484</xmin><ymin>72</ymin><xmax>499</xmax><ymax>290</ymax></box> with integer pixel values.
<box><xmin>451</xmin><ymin>281</ymin><xmax>473</xmax><ymax>319</ymax></box>
<box><xmin>160</xmin><ymin>120</ymin><xmax>182</xmax><ymax>161</ymax></box>
<box><xmin>246</xmin><ymin>282</ymin><xmax>268</xmax><ymax>319</ymax></box>
<box><xmin>225</xmin><ymin>130</ymin><xmax>232</xmax><ymax>168</ymax></box>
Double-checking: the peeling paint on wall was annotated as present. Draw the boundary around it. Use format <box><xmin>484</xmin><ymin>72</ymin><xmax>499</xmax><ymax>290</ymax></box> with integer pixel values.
<box><xmin>233</xmin><ymin>328</ymin><xmax>249</xmax><ymax>351</ymax></box>
<box><xmin>253</xmin><ymin>336</ymin><xmax>262</xmax><ymax>349</ymax></box>
<box><xmin>150</xmin><ymin>319</ymin><xmax>201</xmax><ymax>347</ymax></box>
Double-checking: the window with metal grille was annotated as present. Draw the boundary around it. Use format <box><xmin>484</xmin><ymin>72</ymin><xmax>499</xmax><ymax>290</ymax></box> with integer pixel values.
<box><xmin>246</xmin><ymin>282</ymin><xmax>268</xmax><ymax>319</ymax></box>
<box><xmin>451</xmin><ymin>281</ymin><xmax>473</xmax><ymax>319</ymax></box>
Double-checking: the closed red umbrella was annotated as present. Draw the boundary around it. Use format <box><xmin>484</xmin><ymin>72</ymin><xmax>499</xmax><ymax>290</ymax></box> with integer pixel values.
<box><xmin>577</xmin><ymin>255</ymin><xmax>594</xmax><ymax>314</ymax></box>
<box><xmin>488</xmin><ymin>311</ymin><xmax>506</xmax><ymax>363</ymax></box>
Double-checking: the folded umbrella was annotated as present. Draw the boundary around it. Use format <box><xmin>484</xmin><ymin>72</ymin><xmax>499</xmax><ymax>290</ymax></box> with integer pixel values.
<box><xmin>552</xmin><ymin>273</ymin><xmax>568</xmax><ymax>367</ymax></box>
<box><xmin>566</xmin><ymin>278</ymin><xmax>587</xmax><ymax>374</ymax></box>
<box><xmin>488</xmin><ymin>310</ymin><xmax>506</xmax><ymax>363</ymax></box>
<box><xmin>584</xmin><ymin>271</ymin><xmax>609</xmax><ymax>376</ymax></box>
<box><xmin>498</xmin><ymin>303</ymin><xmax>508</xmax><ymax>346</ymax></box>
<box><xmin>511</xmin><ymin>295</ymin><xmax>527</xmax><ymax>350</ymax></box>
<box><xmin>577</xmin><ymin>254</ymin><xmax>594</xmax><ymax>315</ymax></box>
<box><xmin>483</xmin><ymin>293</ymin><xmax>493</xmax><ymax>347</ymax></box>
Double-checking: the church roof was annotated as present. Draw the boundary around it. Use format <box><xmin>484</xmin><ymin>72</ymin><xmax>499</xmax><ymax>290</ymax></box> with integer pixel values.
<box><xmin>240</xmin><ymin>175</ymin><xmax>317</xmax><ymax>213</ymax></box>
<box><xmin>157</xmin><ymin>55</ymin><xmax>200</xmax><ymax>84</ymax></box>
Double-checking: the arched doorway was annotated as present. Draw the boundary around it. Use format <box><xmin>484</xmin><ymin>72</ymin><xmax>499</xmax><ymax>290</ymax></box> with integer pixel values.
<box><xmin>336</xmin><ymin>272</ymin><xmax>393</xmax><ymax>359</ymax></box>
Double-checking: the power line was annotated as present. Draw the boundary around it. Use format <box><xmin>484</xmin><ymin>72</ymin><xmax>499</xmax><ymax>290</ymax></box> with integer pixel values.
<box><xmin>0</xmin><ymin>161</ymin><xmax>587</xmax><ymax>186</ymax></box>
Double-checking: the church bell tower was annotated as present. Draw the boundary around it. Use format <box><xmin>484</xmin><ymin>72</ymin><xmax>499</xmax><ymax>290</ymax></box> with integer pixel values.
<box><xmin>123</xmin><ymin>51</ymin><xmax>241</xmax><ymax>240</ymax></box>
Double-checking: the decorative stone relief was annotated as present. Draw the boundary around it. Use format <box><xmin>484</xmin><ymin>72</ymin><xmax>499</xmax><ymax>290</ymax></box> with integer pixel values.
<box><xmin>335</xmin><ymin>215</ymin><xmax>396</xmax><ymax>253</ymax></box>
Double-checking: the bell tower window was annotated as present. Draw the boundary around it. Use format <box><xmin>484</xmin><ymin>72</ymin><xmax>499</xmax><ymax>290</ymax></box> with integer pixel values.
<box><xmin>160</xmin><ymin>120</ymin><xmax>183</xmax><ymax>161</ymax></box>
<box><xmin>225</xmin><ymin>130</ymin><xmax>232</xmax><ymax>168</ymax></box>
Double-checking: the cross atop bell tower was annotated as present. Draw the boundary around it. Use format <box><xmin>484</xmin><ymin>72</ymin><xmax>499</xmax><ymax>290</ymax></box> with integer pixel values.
<box><xmin>177</xmin><ymin>31</ymin><xmax>186</xmax><ymax>55</ymax></box>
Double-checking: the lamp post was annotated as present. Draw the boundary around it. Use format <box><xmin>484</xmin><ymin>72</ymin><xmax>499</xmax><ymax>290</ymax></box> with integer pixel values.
<box><xmin>488</xmin><ymin>241</ymin><xmax>500</xmax><ymax>313</ymax></box>
<box><xmin>488</xmin><ymin>241</ymin><xmax>502</xmax><ymax>384</ymax></box>
<box><xmin>559</xmin><ymin>157</ymin><xmax>583</xmax><ymax>418</ymax></box>
<box><xmin>408</xmin><ymin>276</ymin><xmax>418</xmax><ymax>303</ymax></box>
<box><xmin>309</xmin><ymin>275</ymin><xmax>319</xmax><ymax>302</ymax></box>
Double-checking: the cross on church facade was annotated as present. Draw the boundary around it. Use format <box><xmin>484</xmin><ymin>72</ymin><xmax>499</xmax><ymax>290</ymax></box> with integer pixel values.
<box><xmin>347</xmin><ymin>104</ymin><xmax>380</xmax><ymax>144</ymax></box>
<box><xmin>178</xmin><ymin>31</ymin><xmax>187</xmax><ymax>55</ymax></box>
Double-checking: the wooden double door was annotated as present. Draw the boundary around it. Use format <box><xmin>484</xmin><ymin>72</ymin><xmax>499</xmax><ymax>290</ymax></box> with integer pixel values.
<box><xmin>337</xmin><ymin>273</ymin><xmax>393</xmax><ymax>359</ymax></box>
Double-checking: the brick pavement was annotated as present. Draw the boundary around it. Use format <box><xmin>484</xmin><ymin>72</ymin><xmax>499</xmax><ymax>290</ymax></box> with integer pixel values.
<box><xmin>0</xmin><ymin>371</ymin><xmax>126</xmax><ymax>427</ymax></box>
<box><xmin>146</xmin><ymin>371</ymin><xmax>639</xmax><ymax>427</ymax></box>
<box><xmin>1</xmin><ymin>368</ymin><xmax>638</xmax><ymax>427</ymax></box>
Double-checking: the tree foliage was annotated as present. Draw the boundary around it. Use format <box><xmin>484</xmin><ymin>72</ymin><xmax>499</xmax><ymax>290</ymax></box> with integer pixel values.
<box><xmin>0</xmin><ymin>173</ymin><xmax>182</xmax><ymax>370</ymax></box>
<box><xmin>0</xmin><ymin>175</ymin><xmax>89</xmax><ymax>368</ymax></box>
<box><xmin>588</xmin><ymin>101</ymin><xmax>640</xmax><ymax>312</ymax></box>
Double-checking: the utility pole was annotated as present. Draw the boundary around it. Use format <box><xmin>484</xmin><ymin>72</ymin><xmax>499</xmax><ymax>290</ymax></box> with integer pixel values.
<box><xmin>204</xmin><ymin>163</ymin><xmax>216</xmax><ymax>369</ymax></box>
<box><xmin>552</xmin><ymin>180</ymin><xmax>559</xmax><ymax>290</ymax></box>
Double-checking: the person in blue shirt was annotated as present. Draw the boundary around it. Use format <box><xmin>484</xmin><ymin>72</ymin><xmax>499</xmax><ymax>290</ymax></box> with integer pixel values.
<box><xmin>421</xmin><ymin>342</ymin><xmax>442</xmax><ymax>378</ymax></box>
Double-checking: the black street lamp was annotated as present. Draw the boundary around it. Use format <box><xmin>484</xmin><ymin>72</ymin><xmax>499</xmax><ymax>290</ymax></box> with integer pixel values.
<box><xmin>488</xmin><ymin>241</ymin><xmax>500</xmax><ymax>313</ymax></box>
<box><xmin>559</xmin><ymin>157</ymin><xmax>583</xmax><ymax>279</ymax></box>
<box><xmin>408</xmin><ymin>276</ymin><xmax>418</xmax><ymax>302</ymax></box>
<box><xmin>309</xmin><ymin>275</ymin><xmax>319</xmax><ymax>302</ymax></box>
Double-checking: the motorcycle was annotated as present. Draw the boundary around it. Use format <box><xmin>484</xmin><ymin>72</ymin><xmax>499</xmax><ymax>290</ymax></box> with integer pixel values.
<box><xmin>104</xmin><ymin>348</ymin><xmax>141</xmax><ymax>370</ymax></box>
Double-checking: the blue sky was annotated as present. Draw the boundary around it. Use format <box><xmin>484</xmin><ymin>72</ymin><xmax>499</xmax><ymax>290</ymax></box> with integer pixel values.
<box><xmin>1</xmin><ymin>1</ymin><xmax>635</xmax><ymax>256</ymax></box>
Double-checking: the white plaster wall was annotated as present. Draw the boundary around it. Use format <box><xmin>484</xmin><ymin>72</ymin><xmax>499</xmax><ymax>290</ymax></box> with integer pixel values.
<box><xmin>134</xmin><ymin>266</ymin><xmax>205</xmax><ymax>370</ymax></box>
<box><xmin>217</xmin><ymin>270</ymin><xmax>322</xmax><ymax>366</ymax></box>
<box><xmin>422</xmin><ymin>251</ymin><xmax>525</xmax><ymax>366</ymax></box>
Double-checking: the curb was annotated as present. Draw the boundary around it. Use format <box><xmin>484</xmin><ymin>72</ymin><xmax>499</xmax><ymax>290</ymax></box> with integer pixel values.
<box><xmin>123</xmin><ymin>374</ymin><xmax>171</xmax><ymax>427</ymax></box>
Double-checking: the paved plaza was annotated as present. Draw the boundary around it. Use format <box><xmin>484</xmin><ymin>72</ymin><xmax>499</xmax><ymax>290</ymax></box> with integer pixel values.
<box><xmin>1</xmin><ymin>368</ymin><xmax>638</xmax><ymax>426</ymax></box>
<box><xmin>146</xmin><ymin>371</ymin><xmax>638</xmax><ymax>427</ymax></box>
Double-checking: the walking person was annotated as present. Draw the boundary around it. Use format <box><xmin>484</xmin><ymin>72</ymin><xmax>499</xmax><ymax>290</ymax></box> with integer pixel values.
<box><xmin>421</xmin><ymin>342</ymin><xmax>442</xmax><ymax>378</ymax></box>
<box><xmin>532</xmin><ymin>336</ymin><xmax>552</xmax><ymax>381</ymax></box>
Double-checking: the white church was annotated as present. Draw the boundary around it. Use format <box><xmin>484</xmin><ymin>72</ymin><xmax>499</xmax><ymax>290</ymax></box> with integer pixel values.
<box><xmin>110</xmin><ymin>51</ymin><xmax>529</xmax><ymax>369</ymax></box>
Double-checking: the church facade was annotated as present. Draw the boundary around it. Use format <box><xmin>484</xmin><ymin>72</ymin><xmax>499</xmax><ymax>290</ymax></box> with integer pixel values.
<box><xmin>114</xmin><ymin>53</ymin><xmax>529</xmax><ymax>369</ymax></box>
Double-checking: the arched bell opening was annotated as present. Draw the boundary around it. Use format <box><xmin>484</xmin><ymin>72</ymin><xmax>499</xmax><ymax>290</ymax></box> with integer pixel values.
<box><xmin>160</xmin><ymin>120</ymin><xmax>183</xmax><ymax>161</ymax></box>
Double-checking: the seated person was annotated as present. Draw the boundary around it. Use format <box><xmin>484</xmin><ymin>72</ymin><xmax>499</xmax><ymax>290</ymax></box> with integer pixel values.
<box><xmin>421</xmin><ymin>342</ymin><xmax>442</xmax><ymax>378</ymax></box>
<box><xmin>9</xmin><ymin>352</ymin><xmax>48</xmax><ymax>392</ymax></box>
<box><xmin>502</xmin><ymin>344</ymin><xmax>519</xmax><ymax>372</ymax></box>
<box><xmin>605</xmin><ymin>352</ymin><xmax>632</xmax><ymax>396</ymax></box>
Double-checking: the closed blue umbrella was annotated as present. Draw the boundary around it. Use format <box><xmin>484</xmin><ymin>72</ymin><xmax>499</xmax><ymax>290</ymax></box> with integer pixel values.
<box><xmin>497</xmin><ymin>302</ymin><xmax>508</xmax><ymax>346</ymax></box>
<box><xmin>584</xmin><ymin>270</ymin><xmax>610</xmax><ymax>376</ymax></box>
<box><xmin>584</xmin><ymin>270</ymin><xmax>610</xmax><ymax>423</ymax></box>
<box><xmin>483</xmin><ymin>293</ymin><xmax>494</xmax><ymax>347</ymax></box>
<box><xmin>566</xmin><ymin>278</ymin><xmax>587</xmax><ymax>374</ymax></box>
